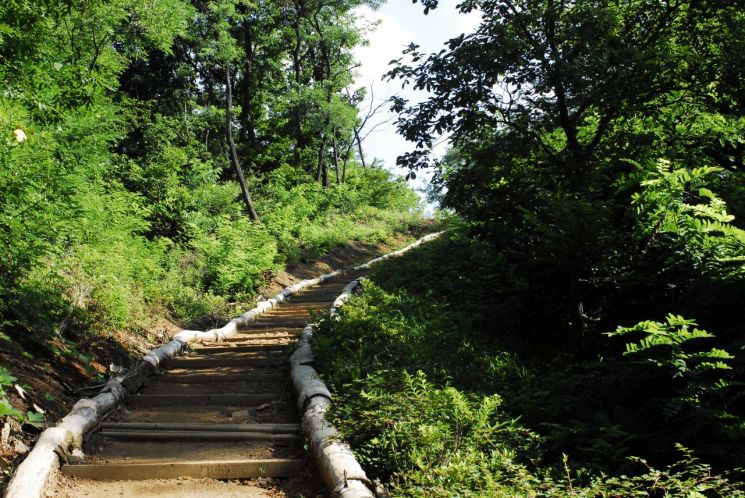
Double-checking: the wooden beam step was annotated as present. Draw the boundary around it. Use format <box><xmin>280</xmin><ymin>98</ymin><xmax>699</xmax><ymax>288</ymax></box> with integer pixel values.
<box><xmin>153</xmin><ymin>372</ymin><xmax>285</xmax><ymax>384</ymax></box>
<box><xmin>184</xmin><ymin>351</ymin><xmax>288</xmax><ymax>360</ymax></box>
<box><xmin>101</xmin><ymin>422</ymin><xmax>299</xmax><ymax>433</ymax></box>
<box><xmin>62</xmin><ymin>458</ymin><xmax>304</xmax><ymax>480</ymax></box>
<box><xmin>166</xmin><ymin>357</ymin><xmax>286</xmax><ymax>369</ymax></box>
<box><xmin>221</xmin><ymin>336</ymin><xmax>297</xmax><ymax>344</ymax></box>
<box><xmin>250</xmin><ymin>320</ymin><xmax>310</xmax><ymax>328</ymax></box>
<box><xmin>287</xmin><ymin>296</ymin><xmax>339</xmax><ymax>303</ymax></box>
<box><xmin>265</xmin><ymin>310</ymin><xmax>317</xmax><ymax>317</ymax></box>
<box><xmin>189</xmin><ymin>345</ymin><xmax>289</xmax><ymax>354</ymax></box>
<box><xmin>98</xmin><ymin>430</ymin><xmax>300</xmax><ymax>442</ymax></box>
<box><xmin>126</xmin><ymin>393</ymin><xmax>281</xmax><ymax>407</ymax></box>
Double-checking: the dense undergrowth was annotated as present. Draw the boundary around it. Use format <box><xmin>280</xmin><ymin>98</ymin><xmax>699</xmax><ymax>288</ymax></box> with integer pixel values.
<box><xmin>314</xmin><ymin>228</ymin><xmax>745</xmax><ymax>497</ymax></box>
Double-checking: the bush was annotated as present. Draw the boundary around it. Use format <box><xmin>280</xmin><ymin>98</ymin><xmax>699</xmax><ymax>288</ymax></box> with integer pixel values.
<box><xmin>312</xmin><ymin>237</ymin><xmax>745</xmax><ymax>496</ymax></box>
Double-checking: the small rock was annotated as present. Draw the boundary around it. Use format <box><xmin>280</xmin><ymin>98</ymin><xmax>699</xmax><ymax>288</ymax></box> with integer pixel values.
<box><xmin>109</xmin><ymin>363</ymin><xmax>125</xmax><ymax>374</ymax></box>
<box><xmin>68</xmin><ymin>448</ymin><xmax>86</xmax><ymax>464</ymax></box>
<box><xmin>256</xmin><ymin>477</ymin><xmax>272</xmax><ymax>488</ymax></box>
<box><xmin>1</xmin><ymin>423</ymin><xmax>10</xmax><ymax>449</ymax></box>
<box><xmin>231</xmin><ymin>410</ymin><xmax>250</xmax><ymax>418</ymax></box>
<box><xmin>11</xmin><ymin>438</ymin><xmax>29</xmax><ymax>454</ymax></box>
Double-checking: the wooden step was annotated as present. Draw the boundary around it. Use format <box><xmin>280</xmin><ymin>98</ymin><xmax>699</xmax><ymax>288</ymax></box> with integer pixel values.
<box><xmin>166</xmin><ymin>357</ymin><xmax>286</xmax><ymax>369</ymax></box>
<box><xmin>184</xmin><ymin>350</ymin><xmax>288</xmax><ymax>359</ymax></box>
<box><xmin>152</xmin><ymin>372</ymin><xmax>285</xmax><ymax>384</ymax></box>
<box><xmin>98</xmin><ymin>430</ymin><xmax>300</xmax><ymax>442</ymax></box>
<box><xmin>221</xmin><ymin>336</ymin><xmax>297</xmax><ymax>344</ymax></box>
<box><xmin>189</xmin><ymin>344</ymin><xmax>289</xmax><ymax>354</ymax></box>
<box><xmin>142</xmin><ymin>379</ymin><xmax>286</xmax><ymax>395</ymax></box>
<box><xmin>101</xmin><ymin>422</ymin><xmax>299</xmax><ymax>433</ymax></box>
<box><xmin>249</xmin><ymin>320</ymin><xmax>310</xmax><ymax>328</ymax></box>
<box><xmin>275</xmin><ymin>303</ymin><xmax>328</xmax><ymax>310</ymax></box>
<box><xmin>264</xmin><ymin>310</ymin><xmax>319</xmax><ymax>317</ymax></box>
<box><xmin>126</xmin><ymin>393</ymin><xmax>281</xmax><ymax>407</ymax></box>
<box><xmin>62</xmin><ymin>458</ymin><xmax>304</xmax><ymax>480</ymax></box>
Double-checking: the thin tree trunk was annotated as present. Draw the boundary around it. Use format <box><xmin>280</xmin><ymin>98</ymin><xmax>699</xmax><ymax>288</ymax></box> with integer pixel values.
<box><xmin>332</xmin><ymin>131</ymin><xmax>340</xmax><ymax>184</ymax></box>
<box><xmin>225</xmin><ymin>66</ymin><xmax>259</xmax><ymax>222</ymax></box>
<box><xmin>292</xmin><ymin>1</ymin><xmax>304</xmax><ymax>168</ymax></box>
<box><xmin>317</xmin><ymin>135</ymin><xmax>329</xmax><ymax>187</ymax></box>
<box><xmin>316</xmin><ymin>135</ymin><xmax>325</xmax><ymax>183</ymax></box>
<box><xmin>354</xmin><ymin>128</ymin><xmax>366</xmax><ymax>168</ymax></box>
<box><xmin>238</xmin><ymin>19</ymin><xmax>258</xmax><ymax>149</ymax></box>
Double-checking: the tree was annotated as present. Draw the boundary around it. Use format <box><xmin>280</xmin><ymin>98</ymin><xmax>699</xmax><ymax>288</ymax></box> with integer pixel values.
<box><xmin>390</xmin><ymin>0</ymin><xmax>745</xmax><ymax>348</ymax></box>
<box><xmin>392</xmin><ymin>0</ymin><xmax>744</xmax><ymax>192</ymax></box>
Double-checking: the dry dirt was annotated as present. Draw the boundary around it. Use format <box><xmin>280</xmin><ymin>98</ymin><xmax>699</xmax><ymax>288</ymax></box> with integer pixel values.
<box><xmin>53</xmin><ymin>475</ymin><xmax>307</xmax><ymax>498</ymax></box>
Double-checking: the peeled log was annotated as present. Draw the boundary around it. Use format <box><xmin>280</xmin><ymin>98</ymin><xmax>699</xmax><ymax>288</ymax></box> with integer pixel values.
<box><xmin>301</xmin><ymin>397</ymin><xmax>374</xmax><ymax>498</ymax></box>
<box><xmin>290</xmin><ymin>280</ymin><xmax>374</xmax><ymax>497</ymax></box>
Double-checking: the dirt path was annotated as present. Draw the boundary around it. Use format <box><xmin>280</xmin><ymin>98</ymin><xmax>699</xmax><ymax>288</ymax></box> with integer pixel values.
<box><xmin>53</xmin><ymin>273</ymin><xmax>365</xmax><ymax>498</ymax></box>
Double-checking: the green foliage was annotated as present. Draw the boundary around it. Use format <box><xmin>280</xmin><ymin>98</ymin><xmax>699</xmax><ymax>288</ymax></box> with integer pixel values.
<box><xmin>627</xmin><ymin>160</ymin><xmax>745</xmax><ymax>277</ymax></box>
<box><xmin>314</xmin><ymin>257</ymin><xmax>745</xmax><ymax>496</ymax></box>
<box><xmin>0</xmin><ymin>0</ymin><xmax>423</xmax><ymax>448</ymax></box>
<box><xmin>0</xmin><ymin>367</ymin><xmax>20</xmax><ymax>419</ymax></box>
<box><xmin>332</xmin><ymin>371</ymin><xmax>541</xmax><ymax>497</ymax></box>
<box><xmin>195</xmin><ymin>216</ymin><xmax>278</xmax><ymax>297</ymax></box>
<box><xmin>609</xmin><ymin>314</ymin><xmax>733</xmax><ymax>377</ymax></box>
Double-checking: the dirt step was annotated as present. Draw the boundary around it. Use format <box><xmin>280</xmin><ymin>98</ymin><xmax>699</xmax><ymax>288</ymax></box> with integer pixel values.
<box><xmin>62</xmin><ymin>458</ymin><xmax>303</xmax><ymax>480</ymax></box>
<box><xmin>166</xmin><ymin>357</ymin><xmax>286</xmax><ymax>369</ymax></box>
<box><xmin>126</xmin><ymin>393</ymin><xmax>283</xmax><ymax>408</ymax></box>
<box><xmin>101</xmin><ymin>422</ymin><xmax>299</xmax><ymax>433</ymax></box>
<box><xmin>98</xmin><ymin>430</ymin><xmax>301</xmax><ymax>442</ymax></box>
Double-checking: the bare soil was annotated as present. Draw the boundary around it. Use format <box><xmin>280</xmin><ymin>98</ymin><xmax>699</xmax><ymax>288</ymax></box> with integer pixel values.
<box><xmin>54</xmin><ymin>475</ymin><xmax>299</xmax><ymax>498</ymax></box>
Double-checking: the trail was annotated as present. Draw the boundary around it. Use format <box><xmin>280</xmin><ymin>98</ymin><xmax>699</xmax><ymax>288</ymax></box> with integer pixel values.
<box><xmin>54</xmin><ymin>272</ymin><xmax>366</xmax><ymax>497</ymax></box>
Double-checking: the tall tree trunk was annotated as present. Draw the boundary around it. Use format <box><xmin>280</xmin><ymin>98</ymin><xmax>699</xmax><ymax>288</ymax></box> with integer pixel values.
<box><xmin>292</xmin><ymin>0</ymin><xmax>305</xmax><ymax>168</ymax></box>
<box><xmin>225</xmin><ymin>66</ymin><xmax>259</xmax><ymax>222</ymax></box>
<box><xmin>316</xmin><ymin>135</ymin><xmax>329</xmax><ymax>187</ymax></box>
<box><xmin>354</xmin><ymin>128</ymin><xmax>366</xmax><ymax>168</ymax></box>
<box><xmin>238</xmin><ymin>19</ymin><xmax>258</xmax><ymax>149</ymax></box>
<box><xmin>332</xmin><ymin>131</ymin><xmax>340</xmax><ymax>184</ymax></box>
<box><xmin>316</xmin><ymin>134</ymin><xmax>325</xmax><ymax>182</ymax></box>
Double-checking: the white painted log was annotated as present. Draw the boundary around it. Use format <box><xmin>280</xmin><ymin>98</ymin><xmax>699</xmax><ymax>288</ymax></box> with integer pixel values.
<box><xmin>292</xmin><ymin>367</ymin><xmax>332</xmax><ymax>413</ymax></box>
<box><xmin>3</xmin><ymin>427</ymin><xmax>68</xmax><ymax>498</ymax></box>
<box><xmin>329</xmin><ymin>280</ymin><xmax>361</xmax><ymax>317</ymax></box>
<box><xmin>353</xmin><ymin>231</ymin><xmax>444</xmax><ymax>271</ymax></box>
<box><xmin>5</xmin><ymin>232</ymin><xmax>442</xmax><ymax>498</ymax></box>
<box><xmin>290</xmin><ymin>279</ymin><xmax>375</xmax><ymax>497</ymax></box>
<box><xmin>289</xmin><ymin>344</ymin><xmax>314</xmax><ymax>366</ymax></box>
<box><xmin>301</xmin><ymin>397</ymin><xmax>374</xmax><ymax>497</ymax></box>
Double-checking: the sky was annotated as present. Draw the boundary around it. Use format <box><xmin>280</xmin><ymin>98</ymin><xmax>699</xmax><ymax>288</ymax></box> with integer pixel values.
<box><xmin>352</xmin><ymin>1</ymin><xmax>482</xmax><ymax>200</ymax></box>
